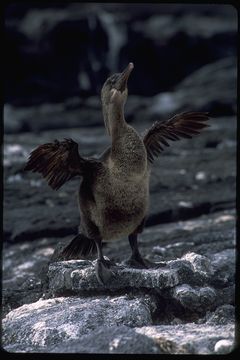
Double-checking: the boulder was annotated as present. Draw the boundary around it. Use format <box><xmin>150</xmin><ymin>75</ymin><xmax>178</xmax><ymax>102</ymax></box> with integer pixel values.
<box><xmin>2</xmin><ymin>295</ymin><xmax>154</xmax><ymax>350</ymax></box>
<box><xmin>2</xmin><ymin>297</ymin><xmax>235</xmax><ymax>354</ymax></box>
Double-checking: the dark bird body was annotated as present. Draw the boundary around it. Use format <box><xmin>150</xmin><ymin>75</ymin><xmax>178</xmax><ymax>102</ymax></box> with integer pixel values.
<box><xmin>25</xmin><ymin>63</ymin><xmax>210</xmax><ymax>284</ymax></box>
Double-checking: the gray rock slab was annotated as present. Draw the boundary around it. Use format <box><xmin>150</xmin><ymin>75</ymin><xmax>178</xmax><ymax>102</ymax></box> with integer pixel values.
<box><xmin>205</xmin><ymin>304</ymin><xmax>235</xmax><ymax>325</ymax></box>
<box><xmin>2</xmin><ymin>237</ymin><xmax>56</xmax><ymax>317</ymax></box>
<box><xmin>48</xmin><ymin>250</ymin><xmax>234</xmax><ymax>298</ymax></box>
<box><xmin>3</xmin><ymin>316</ymin><xmax>235</xmax><ymax>354</ymax></box>
<box><xmin>47</xmin><ymin>258</ymin><xmax>194</xmax><ymax>293</ymax></box>
<box><xmin>2</xmin><ymin>209</ymin><xmax>235</xmax><ymax>317</ymax></box>
<box><xmin>46</xmin><ymin>250</ymin><xmax>235</xmax><ymax>316</ymax></box>
<box><xmin>2</xmin><ymin>295</ymin><xmax>153</xmax><ymax>350</ymax></box>
<box><xmin>42</xmin><ymin>323</ymin><xmax>235</xmax><ymax>354</ymax></box>
<box><xmin>135</xmin><ymin>323</ymin><xmax>235</xmax><ymax>354</ymax></box>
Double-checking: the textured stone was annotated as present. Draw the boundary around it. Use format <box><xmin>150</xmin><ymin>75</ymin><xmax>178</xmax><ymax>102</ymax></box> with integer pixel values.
<box><xmin>2</xmin><ymin>209</ymin><xmax>235</xmax><ymax>318</ymax></box>
<box><xmin>3</xmin><ymin>319</ymin><xmax>235</xmax><ymax>354</ymax></box>
<box><xmin>171</xmin><ymin>285</ymin><xmax>216</xmax><ymax>311</ymax></box>
<box><xmin>2</xmin><ymin>295</ymin><xmax>153</xmax><ymax>350</ymax></box>
<box><xmin>214</xmin><ymin>339</ymin><xmax>235</xmax><ymax>354</ymax></box>
<box><xmin>46</xmin><ymin>325</ymin><xmax>162</xmax><ymax>354</ymax></box>
<box><xmin>47</xmin><ymin>257</ymin><xmax>197</xmax><ymax>294</ymax></box>
<box><xmin>206</xmin><ymin>305</ymin><xmax>235</xmax><ymax>325</ymax></box>
<box><xmin>136</xmin><ymin>324</ymin><xmax>235</xmax><ymax>354</ymax></box>
<box><xmin>182</xmin><ymin>252</ymin><xmax>214</xmax><ymax>277</ymax></box>
<box><xmin>47</xmin><ymin>324</ymin><xmax>235</xmax><ymax>354</ymax></box>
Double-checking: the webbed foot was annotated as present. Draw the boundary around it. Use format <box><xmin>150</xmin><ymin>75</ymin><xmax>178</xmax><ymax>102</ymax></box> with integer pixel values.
<box><xmin>94</xmin><ymin>258</ymin><xmax>116</xmax><ymax>285</ymax></box>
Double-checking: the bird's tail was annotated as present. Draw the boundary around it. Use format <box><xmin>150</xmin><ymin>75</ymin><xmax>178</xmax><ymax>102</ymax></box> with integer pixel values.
<box><xmin>60</xmin><ymin>233</ymin><xmax>97</xmax><ymax>259</ymax></box>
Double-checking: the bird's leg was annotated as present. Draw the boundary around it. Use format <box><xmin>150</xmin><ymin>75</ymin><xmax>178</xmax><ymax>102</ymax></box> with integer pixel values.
<box><xmin>127</xmin><ymin>233</ymin><xmax>148</xmax><ymax>268</ymax></box>
<box><xmin>94</xmin><ymin>237</ymin><xmax>115</xmax><ymax>285</ymax></box>
<box><xmin>126</xmin><ymin>233</ymin><xmax>157</xmax><ymax>269</ymax></box>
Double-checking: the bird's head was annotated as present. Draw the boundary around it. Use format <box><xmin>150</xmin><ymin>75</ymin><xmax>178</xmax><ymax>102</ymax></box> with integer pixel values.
<box><xmin>101</xmin><ymin>62</ymin><xmax>134</xmax><ymax>135</ymax></box>
<box><xmin>101</xmin><ymin>62</ymin><xmax>134</xmax><ymax>106</ymax></box>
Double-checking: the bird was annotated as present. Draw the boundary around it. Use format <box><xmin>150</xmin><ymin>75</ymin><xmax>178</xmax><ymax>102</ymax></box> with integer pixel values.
<box><xmin>24</xmin><ymin>62</ymin><xmax>210</xmax><ymax>285</ymax></box>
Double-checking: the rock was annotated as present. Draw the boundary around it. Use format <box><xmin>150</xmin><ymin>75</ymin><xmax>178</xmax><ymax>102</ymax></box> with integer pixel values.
<box><xmin>3</xmin><ymin>305</ymin><xmax>235</xmax><ymax>354</ymax></box>
<box><xmin>206</xmin><ymin>305</ymin><xmax>235</xmax><ymax>325</ymax></box>
<box><xmin>47</xmin><ymin>325</ymin><xmax>162</xmax><ymax>354</ymax></box>
<box><xmin>150</xmin><ymin>57</ymin><xmax>237</xmax><ymax>119</ymax></box>
<box><xmin>210</xmin><ymin>249</ymin><xmax>235</xmax><ymax>285</ymax></box>
<box><xmin>47</xmin><ymin>258</ymin><xmax>194</xmax><ymax>294</ymax></box>
<box><xmin>2</xmin><ymin>209</ymin><xmax>235</xmax><ymax>317</ymax></box>
<box><xmin>48</xmin><ymin>325</ymin><xmax>162</xmax><ymax>354</ymax></box>
<box><xmin>2</xmin><ymin>230</ymin><xmax>235</xmax><ymax>354</ymax></box>
<box><xmin>214</xmin><ymin>339</ymin><xmax>235</xmax><ymax>354</ymax></box>
<box><xmin>46</xmin><ymin>250</ymin><xmax>234</xmax><ymax>316</ymax></box>
<box><xmin>2</xmin><ymin>237</ymin><xmax>56</xmax><ymax>317</ymax></box>
<box><xmin>171</xmin><ymin>285</ymin><xmax>216</xmax><ymax>311</ymax></box>
<box><xmin>4</xmin><ymin>57</ymin><xmax>237</xmax><ymax>134</ymax></box>
<box><xmin>2</xmin><ymin>295</ymin><xmax>154</xmax><ymax>350</ymax></box>
<box><xmin>135</xmin><ymin>323</ymin><xmax>235</xmax><ymax>354</ymax></box>
<box><xmin>182</xmin><ymin>252</ymin><xmax>214</xmax><ymax>277</ymax></box>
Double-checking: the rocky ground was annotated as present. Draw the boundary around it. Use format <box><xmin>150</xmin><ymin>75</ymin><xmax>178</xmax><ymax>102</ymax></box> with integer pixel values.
<box><xmin>3</xmin><ymin>3</ymin><xmax>237</xmax><ymax>355</ymax></box>
<box><xmin>2</xmin><ymin>114</ymin><xmax>236</xmax><ymax>354</ymax></box>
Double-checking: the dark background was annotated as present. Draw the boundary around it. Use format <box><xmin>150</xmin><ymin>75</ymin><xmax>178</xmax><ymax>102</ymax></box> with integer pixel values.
<box><xmin>4</xmin><ymin>3</ymin><xmax>237</xmax><ymax>133</ymax></box>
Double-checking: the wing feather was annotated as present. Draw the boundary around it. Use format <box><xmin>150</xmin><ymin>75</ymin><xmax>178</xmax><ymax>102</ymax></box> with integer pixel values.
<box><xmin>143</xmin><ymin>112</ymin><xmax>210</xmax><ymax>163</ymax></box>
<box><xmin>24</xmin><ymin>138</ymin><xmax>98</xmax><ymax>190</ymax></box>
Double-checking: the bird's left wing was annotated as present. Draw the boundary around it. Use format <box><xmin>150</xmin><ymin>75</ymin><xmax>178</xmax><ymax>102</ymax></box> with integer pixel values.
<box><xmin>143</xmin><ymin>112</ymin><xmax>210</xmax><ymax>163</ymax></box>
<box><xmin>24</xmin><ymin>138</ymin><xmax>98</xmax><ymax>190</ymax></box>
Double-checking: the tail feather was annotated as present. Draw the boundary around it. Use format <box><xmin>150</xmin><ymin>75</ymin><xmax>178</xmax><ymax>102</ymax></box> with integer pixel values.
<box><xmin>60</xmin><ymin>233</ymin><xmax>97</xmax><ymax>259</ymax></box>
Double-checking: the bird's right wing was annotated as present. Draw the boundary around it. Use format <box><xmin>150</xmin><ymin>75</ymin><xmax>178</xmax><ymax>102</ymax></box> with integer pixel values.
<box><xmin>143</xmin><ymin>112</ymin><xmax>210</xmax><ymax>163</ymax></box>
<box><xmin>24</xmin><ymin>138</ymin><xmax>99</xmax><ymax>190</ymax></box>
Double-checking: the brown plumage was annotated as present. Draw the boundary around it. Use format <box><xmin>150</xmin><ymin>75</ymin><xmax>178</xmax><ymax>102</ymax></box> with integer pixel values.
<box><xmin>24</xmin><ymin>138</ymin><xmax>97</xmax><ymax>190</ymax></box>
<box><xmin>143</xmin><ymin>112</ymin><xmax>210</xmax><ymax>163</ymax></box>
<box><xmin>25</xmin><ymin>62</ymin><xmax>210</xmax><ymax>284</ymax></box>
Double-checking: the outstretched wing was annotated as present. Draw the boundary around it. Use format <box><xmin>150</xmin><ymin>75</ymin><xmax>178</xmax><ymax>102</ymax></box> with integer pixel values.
<box><xmin>24</xmin><ymin>138</ymin><xmax>97</xmax><ymax>190</ymax></box>
<box><xmin>143</xmin><ymin>112</ymin><xmax>210</xmax><ymax>163</ymax></box>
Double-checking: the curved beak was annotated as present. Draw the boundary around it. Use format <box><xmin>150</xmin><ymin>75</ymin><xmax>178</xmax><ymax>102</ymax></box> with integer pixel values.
<box><xmin>115</xmin><ymin>62</ymin><xmax>134</xmax><ymax>92</ymax></box>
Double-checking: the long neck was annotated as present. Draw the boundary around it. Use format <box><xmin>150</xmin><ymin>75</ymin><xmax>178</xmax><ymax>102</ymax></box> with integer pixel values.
<box><xmin>105</xmin><ymin>102</ymin><xmax>127</xmax><ymax>143</ymax></box>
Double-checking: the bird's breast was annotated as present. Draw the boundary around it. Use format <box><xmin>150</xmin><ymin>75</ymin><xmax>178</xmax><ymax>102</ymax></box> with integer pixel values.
<box><xmin>91</xmin><ymin>170</ymin><xmax>149</xmax><ymax>240</ymax></box>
